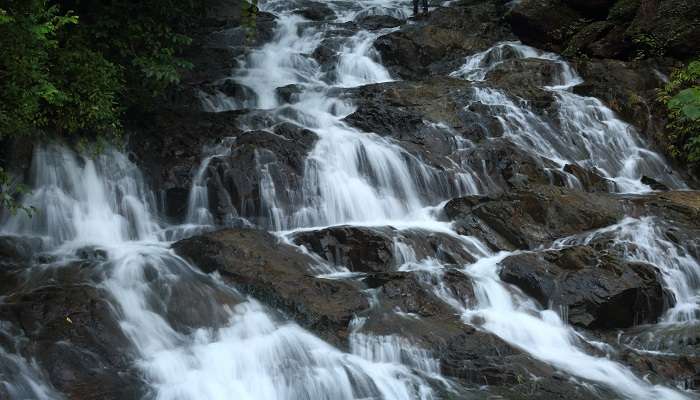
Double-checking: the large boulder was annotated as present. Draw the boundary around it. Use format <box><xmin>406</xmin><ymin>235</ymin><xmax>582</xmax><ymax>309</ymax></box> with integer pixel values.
<box><xmin>444</xmin><ymin>185</ymin><xmax>624</xmax><ymax>250</ymax></box>
<box><xmin>505</xmin><ymin>0</ymin><xmax>583</xmax><ymax>53</ymax></box>
<box><xmin>293</xmin><ymin>1</ymin><xmax>336</xmax><ymax>21</ymax></box>
<box><xmin>374</xmin><ymin>0</ymin><xmax>514</xmax><ymax>79</ymax></box>
<box><xmin>172</xmin><ymin>228</ymin><xmax>368</xmax><ymax>344</ymax></box>
<box><xmin>342</xmin><ymin>77</ymin><xmax>610</xmax><ymax>195</ymax></box>
<box><xmin>128</xmin><ymin>110</ymin><xmax>243</xmax><ymax>222</ymax></box>
<box><xmin>353</xmin><ymin>270</ymin><xmax>599</xmax><ymax>399</ymax></box>
<box><xmin>0</xmin><ymin>285</ymin><xmax>144</xmax><ymax>400</ymax></box>
<box><xmin>626</xmin><ymin>0</ymin><xmax>700</xmax><ymax>59</ymax></box>
<box><xmin>202</xmin><ymin>122</ymin><xmax>317</xmax><ymax>227</ymax></box>
<box><xmin>292</xmin><ymin>225</ymin><xmax>475</xmax><ymax>273</ymax></box>
<box><xmin>499</xmin><ymin>245</ymin><xmax>672</xmax><ymax>328</ymax></box>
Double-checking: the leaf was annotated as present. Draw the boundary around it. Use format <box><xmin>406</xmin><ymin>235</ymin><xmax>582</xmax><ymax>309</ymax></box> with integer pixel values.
<box><xmin>668</xmin><ymin>87</ymin><xmax>700</xmax><ymax>120</ymax></box>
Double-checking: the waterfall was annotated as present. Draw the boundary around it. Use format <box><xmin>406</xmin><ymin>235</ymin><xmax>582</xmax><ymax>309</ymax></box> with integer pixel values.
<box><xmin>1</xmin><ymin>0</ymin><xmax>698</xmax><ymax>399</ymax></box>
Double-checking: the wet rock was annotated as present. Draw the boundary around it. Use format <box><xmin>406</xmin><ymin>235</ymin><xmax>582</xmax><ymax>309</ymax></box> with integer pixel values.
<box><xmin>354</xmin><ymin>270</ymin><xmax>594</xmax><ymax>398</ymax></box>
<box><xmin>127</xmin><ymin>110</ymin><xmax>243</xmax><ymax>222</ymax></box>
<box><xmin>642</xmin><ymin>175</ymin><xmax>670</xmax><ymax>191</ymax></box>
<box><xmin>293</xmin><ymin>226</ymin><xmax>395</xmax><ymax>272</ymax></box>
<box><xmin>484</xmin><ymin>58</ymin><xmax>560</xmax><ymax>111</ymax></box>
<box><xmin>275</xmin><ymin>84</ymin><xmax>304</xmax><ymax>104</ymax></box>
<box><xmin>0</xmin><ymin>236</ymin><xmax>42</xmax><ymax>266</ymax></box>
<box><xmin>499</xmin><ymin>245</ymin><xmax>672</xmax><ymax>328</ymax></box>
<box><xmin>506</xmin><ymin>0</ymin><xmax>582</xmax><ymax>53</ymax></box>
<box><xmin>172</xmin><ymin>228</ymin><xmax>369</xmax><ymax>344</ymax></box>
<box><xmin>572</xmin><ymin>58</ymin><xmax>700</xmax><ymax>187</ymax></box>
<box><xmin>292</xmin><ymin>225</ymin><xmax>476</xmax><ymax>273</ymax></box>
<box><xmin>203</xmin><ymin>122</ymin><xmax>317</xmax><ymax>226</ymax></box>
<box><xmin>355</xmin><ymin>14</ymin><xmax>403</xmax><ymax>30</ymax></box>
<box><xmin>444</xmin><ymin>185</ymin><xmax>624</xmax><ymax>250</ymax></box>
<box><xmin>564</xmin><ymin>0</ymin><xmax>616</xmax><ymax>17</ymax></box>
<box><xmin>375</xmin><ymin>0</ymin><xmax>514</xmax><ymax>79</ymax></box>
<box><xmin>0</xmin><ymin>285</ymin><xmax>144</xmax><ymax>400</ymax></box>
<box><xmin>293</xmin><ymin>1</ymin><xmax>336</xmax><ymax>21</ymax></box>
<box><xmin>626</xmin><ymin>0</ymin><xmax>700</xmax><ymax>59</ymax></box>
<box><xmin>75</xmin><ymin>246</ymin><xmax>108</xmax><ymax>262</ymax></box>
<box><xmin>563</xmin><ymin>163</ymin><xmax>613</xmax><ymax>192</ymax></box>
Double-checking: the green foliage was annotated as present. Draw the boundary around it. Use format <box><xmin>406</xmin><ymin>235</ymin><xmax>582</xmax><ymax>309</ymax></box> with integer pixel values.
<box><xmin>608</xmin><ymin>0</ymin><xmax>640</xmax><ymax>22</ymax></box>
<box><xmin>0</xmin><ymin>0</ymin><xmax>205</xmax><ymax>142</ymax></box>
<box><xmin>669</xmin><ymin>87</ymin><xmax>700</xmax><ymax>120</ymax></box>
<box><xmin>0</xmin><ymin>168</ymin><xmax>33</xmax><ymax>216</ymax></box>
<box><xmin>659</xmin><ymin>60</ymin><xmax>700</xmax><ymax>166</ymax></box>
<box><xmin>0</xmin><ymin>1</ymin><xmax>80</xmax><ymax>138</ymax></box>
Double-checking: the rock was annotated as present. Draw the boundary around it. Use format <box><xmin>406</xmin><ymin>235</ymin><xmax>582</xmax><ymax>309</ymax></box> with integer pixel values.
<box><xmin>642</xmin><ymin>175</ymin><xmax>670</xmax><ymax>191</ymax></box>
<box><xmin>444</xmin><ymin>185</ymin><xmax>624</xmax><ymax>250</ymax></box>
<box><xmin>375</xmin><ymin>0</ymin><xmax>514</xmax><ymax>79</ymax></box>
<box><xmin>564</xmin><ymin>0</ymin><xmax>617</xmax><ymax>17</ymax></box>
<box><xmin>626</xmin><ymin>0</ymin><xmax>700</xmax><ymax>59</ymax></box>
<box><xmin>0</xmin><ymin>285</ymin><xmax>144</xmax><ymax>400</ymax></box>
<box><xmin>506</xmin><ymin>0</ymin><xmax>583</xmax><ymax>53</ymax></box>
<box><xmin>293</xmin><ymin>1</ymin><xmax>336</xmax><ymax>21</ymax></box>
<box><xmin>563</xmin><ymin>163</ymin><xmax>613</xmax><ymax>192</ymax></box>
<box><xmin>293</xmin><ymin>226</ymin><xmax>395</xmax><ymax>272</ymax></box>
<box><xmin>444</xmin><ymin>185</ymin><xmax>700</xmax><ymax>250</ymax></box>
<box><xmin>571</xmin><ymin>57</ymin><xmax>700</xmax><ymax>187</ymax></box>
<box><xmin>292</xmin><ymin>225</ymin><xmax>475</xmax><ymax>273</ymax></box>
<box><xmin>128</xmin><ymin>110</ymin><xmax>243</xmax><ymax>222</ymax></box>
<box><xmin>172</xmin><ymin>228</ymin><xmax>369</xmax><ymax>344</ymax></box>
<box><xmin>354</xmin><ymin>14</ymin><xmax>403</xmax><ymax>30</ymax></box>
<box><xmin>499</xmin><ymin>245</ymin><xmax>672</xmax><ymax>328</ymax></box>
<box><xmin>0</xmin><ymin>235</ymin><xmax>42</xmax><ymax>266</ymax></box>
<box><xmin>275</xmin><ymin>84</ymin><xmax>304</xmax><ymax>104</ymax></box>
<box><xmin>484</xmin><ymin>57</ymin><xmax>560</xmax><ymax>111</ymax></box>
<box><xmin>74</xmin><ymin>246</ymin><xmax>108</xmax><ymax>262</ymax></box>
<box><xmin>202</xmin><ymin>122</ymin><xmax>317</xmax><ymax>227</ymax></box>
<box><xmin>354</xmin><ymin>270</ymin><xmax>596</xmax><ymax>398</ymax></box>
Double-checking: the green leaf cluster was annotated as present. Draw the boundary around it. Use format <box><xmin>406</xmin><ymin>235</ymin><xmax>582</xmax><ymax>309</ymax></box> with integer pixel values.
<box><xmin>659</xmin><ymin>60</ymin><xmax>700</xmax><ymax>166</ymax></box>
<box><xmin>0</xmin><ymin>0</ymin><xmax>205</xmax><ymax>142</ymax></box>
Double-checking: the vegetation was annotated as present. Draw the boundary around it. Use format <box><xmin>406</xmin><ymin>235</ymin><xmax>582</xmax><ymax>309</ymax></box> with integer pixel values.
<box><xmin>659</xmin><ymin>60</ymin><xmax>700</xmax><ymax>169</ymax></box>
<box><xmin>0</xmin><ymin>0</ymin><xmax>209</xmax><ymax>214</ymax></box>
<box><xmin>0</xmin><ymin>0</ymin><xmax>205</xmax><ymax>143</ymax></box>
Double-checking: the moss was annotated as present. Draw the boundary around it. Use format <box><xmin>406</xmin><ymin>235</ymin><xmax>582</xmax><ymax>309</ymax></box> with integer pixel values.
<box><xmin>608</xmin><ymin>0</ymin><xmax>641</xmax><ymax>22</ymax></box>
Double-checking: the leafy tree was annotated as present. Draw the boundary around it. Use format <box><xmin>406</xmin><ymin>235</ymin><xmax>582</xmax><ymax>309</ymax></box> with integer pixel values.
<box><xmin>659</xmin><ymin>60</ymin><xmax>700</xmax><ymax>168</ymax></box>
<box><xmin>0</xmin><ymin>0</ymin><xmax>206</xmax><ymax>142</ymax></box>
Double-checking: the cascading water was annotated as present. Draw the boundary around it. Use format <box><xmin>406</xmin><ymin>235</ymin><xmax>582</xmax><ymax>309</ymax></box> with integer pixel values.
<box><xmin>2</xmin><ymin>1</ymin><xmax>699</xmax><ymax>399</ymax></box>
<box><xmin>451</xmin><ymin>42</ymin><xmax>686</xmax><ymax>193</ymax></box>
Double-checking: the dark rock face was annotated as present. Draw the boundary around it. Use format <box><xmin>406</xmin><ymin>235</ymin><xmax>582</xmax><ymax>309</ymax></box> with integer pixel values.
<box><xmin>171</xmin><ymin>227</ymin><xmax>598</xmax><ymax>396</ymax></box>
<box><xmin>341</xmin><ymin>72</ymin><xmax>613</xmax><ymax>196</ymax></box>
<box><xmin>444</xmin><ymin>185</ymin><xmax>624</xmax><ymax>250</ymax></box>
<box><xmin>128</xmin><ymin>110</ymin><xmax>243</xmax><ymax>222</ymax></box>
<box><xmin>506</xmin><ymin>0</ymin><xmax>700</xmax><ymax>60</ymax></box>
<box><xmin>506</xmin><ymin>0</ymin><xmax>582</xmax><ymax>54</ymax></box>
<box><xmin>172</xmin><ymin>228</ymin><xmax>368</xmax><ymax>344</ymax></box>
<box><xmin>445</xmin><ymin>186</ymin><xmax>700</xmax><ymax>251</ymax></box>
<box><xmin>203</xmin><ymin>122</ymin><xmax>317</xmax><ymax>226</ymax></box>
<box><xmin>355</xmin><ymin>14</ymin><xmax>403</xmax><ymax>30</ymax></box>
<box><xmin>292</xmin><ymin>225</ymin><xmax>475</xmax><ymax>273</ymax></box>
<box><xmin>375</xmin><ymin>0</ymin><xmax>514</xmax><ymax>79</ymax></box>
<box><xmin>0</xmin><ymin>236</ymin><xmax>42</xmax><ymax>267</ymax></box>
<box><xmin>293</xmin><ymin>226</ymin><xmax>396</xmax><ymax>272</ymax></box>
<box><xmin>0</xmin><ymin>285</ymin><xmax>144</xmax><ymax>400</ymax></box>
<box><xmin>570</xmin><ymin>58</ymin><xmax>700</xmax><ymax>187</ymax></box>
<box><xmin>499</xmin><ymin>246</ymin><xmax>672</xmax><ymax>328</ymax></box>
<box><xmin>503</xmin><ymin>0</ymin><xmax>700</xmax><ymax>183</ymax></box>
<box><xmin>293</xmin><ymin>1</ymin><xmax>336</xmax><ymax>21</ymax></box>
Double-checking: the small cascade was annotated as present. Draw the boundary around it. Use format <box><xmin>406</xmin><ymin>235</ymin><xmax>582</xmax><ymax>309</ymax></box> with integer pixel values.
<box><xmin>1</xmin><ymin>146</ymin><xmax>160</xmax><ymax>248</ymax></box>
<box><xmin>555</xmin><ymin>217</ymin><xmax>700</xmax><ymax>323</ymax></box>
<box><xmin>451</xmin><ymin>42</ymin><xmax>685</xmax><ymax>192</ymax></box>
<box><xmin>2</xmin><ymin>0</ymin><xmax>699</xmax><ymax>399</ymax></box>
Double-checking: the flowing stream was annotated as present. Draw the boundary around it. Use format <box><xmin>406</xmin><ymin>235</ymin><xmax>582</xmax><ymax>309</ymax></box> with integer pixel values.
<box><xmin>1</xmin><ymin>0</ymin><xmax>698</xmax><ymax>399</ymax></box>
